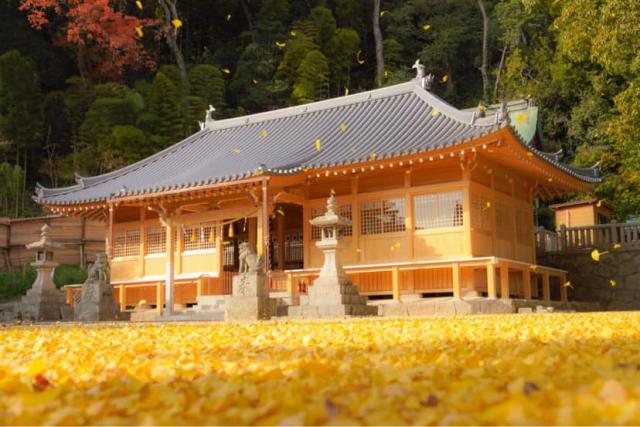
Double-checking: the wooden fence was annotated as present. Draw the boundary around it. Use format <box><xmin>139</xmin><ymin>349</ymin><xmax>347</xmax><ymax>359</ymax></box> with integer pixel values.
<box><xmin>0</xmin><ymin>215</ymin><xmax>104</xmax><ymax>269</ymax></box>
<box><xmin>535</xmin><ymin>222</ymin><xmax>640</xmax><ymax>253</ymax></box>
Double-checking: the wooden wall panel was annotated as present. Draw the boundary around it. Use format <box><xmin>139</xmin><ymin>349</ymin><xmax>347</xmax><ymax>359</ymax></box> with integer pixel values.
<box><xmin>111</xmin><ymin>258</ymin><xmax>141</xmax><ymax>282</ymax></box>
<box><xmin>413</xmin><ymin>230</ymin><xmax>465</xmax><ymax>259</ymax></box>
<box><xmin>413</xmin><ymin>268</ymin><xmax>453</xmax><ymax>291</ymax></box>
<box><xmin>181</xmin><ymin>251</ymin><xmax>217</xmax><ymax>274</ymax></box>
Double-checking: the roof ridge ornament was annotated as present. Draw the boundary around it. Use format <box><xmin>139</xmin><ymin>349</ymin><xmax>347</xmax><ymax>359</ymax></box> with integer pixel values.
<box><xmin>412</xmin><ymin>59</ymin><xmax>434</xmax><ymax>90</ymax></box>
<box><xmin>201</xmin><ymin>105</ymin><xmax>216</xmax><ymax>130</ymax></box>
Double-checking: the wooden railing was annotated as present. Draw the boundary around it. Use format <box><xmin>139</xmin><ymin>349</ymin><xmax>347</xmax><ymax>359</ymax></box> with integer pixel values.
<box><xmin>535</xmin><ymin>222</ymin><xmax>640</xmax><ymax>253</ymax></box>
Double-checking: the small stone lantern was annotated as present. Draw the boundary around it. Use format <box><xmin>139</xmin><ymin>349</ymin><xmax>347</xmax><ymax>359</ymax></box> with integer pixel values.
<box><xmin>288</xmin><ymin>194</ymin><xmax>377</xmax><ymax>318</ymax></box>
<box><xmin>18</xmin><ymin>224</ymin><xmax>66</xmax><ymax>320</ymax></box>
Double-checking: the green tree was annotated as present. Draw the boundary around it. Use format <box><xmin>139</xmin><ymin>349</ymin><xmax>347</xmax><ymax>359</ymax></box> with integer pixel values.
<box><xmin>293</xmin><ymin>50</ymin><xmax>329</xmax><ymax>104</ymax></box>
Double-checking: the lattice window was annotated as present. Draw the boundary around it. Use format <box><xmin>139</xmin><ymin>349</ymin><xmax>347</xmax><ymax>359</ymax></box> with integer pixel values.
<box><xmin>113</xmin><ymin>229</ymin><xmax>140</xmax><ymax>257</ymax></box>
<box><xmin>414</xmin><ymin>191</ymin><xmax>463</xmax><ymax>230</ymax></box>
<box><xmin>285</xmin><ymin>232</ymin><xmax>304</xmax><ymax>262</ymax></box>
<box><xmin>495</xmin><ymin>201</ymin><xmax>513</xmax><ymax>239</ymax></box>
<box><xmin>146</xmin><ymin>226</ymin><xmax>166</xmax><ymax>255</ymax></box>
<box><xmin>311</xmin><ymin>204</ymin><xmax>353</xmax><ymax>239</ymax></box>
<box><xmin>471</xmin><ymin>193</ymin><xmax>491</xmax><ymax>231</ymax></box>
<box><xmin>182</xmin><ymin>222</ymin><xmax>216</xmax><ymax>251</ymax></box>
<box><xmin>516</xmin><ymin>208</ymin><xmax>533</xmax><ymax>243</ymax></box>
<box><xmin>360</xmin><ymin>198</ymin><xmax>406</xmax><ymax>235</ymax></box>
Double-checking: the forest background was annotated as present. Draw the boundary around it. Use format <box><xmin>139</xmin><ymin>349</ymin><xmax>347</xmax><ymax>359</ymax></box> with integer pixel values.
<box><xmin>0</xmin><ymin>0</ymin><xmax>638</xmax><ymax>222</ymax></box>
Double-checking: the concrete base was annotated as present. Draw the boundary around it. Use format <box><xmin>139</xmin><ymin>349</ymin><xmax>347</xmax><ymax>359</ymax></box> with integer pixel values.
<box><xmin>75</xmin><ymin>300</ymin><xmax>122</xmax><ymax>321</ymax></box>
<box><xmin>288</xmin><ymin>278</ymin><xmax>378</xmax><ymax>319</ymax></box>
<box><xmin>17</xmin><ymin>288</ymin><xmax>67</xmax><ymax>321</ymax></box>
<box><xmin>376</xmin><ymin>296</ymin><xmax>600</xmax><ymax>317</ymax></box>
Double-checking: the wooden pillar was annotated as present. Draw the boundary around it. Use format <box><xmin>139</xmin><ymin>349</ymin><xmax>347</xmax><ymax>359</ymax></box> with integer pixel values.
<box><xmin>119</xmin><ymin>284</ymin><xmax>126</xmax><ymax>311</ymax></box>
<box><xmin>140</xmin><ymin>207</ymin><xmax>146</xmax><ymax>277</ymax></box>
<box><xmin>256</xmin><ymin>207</ymin><xmax>264</xmax><ymax>256</ymax></box>
<box><xmin>559</xmin><ymin>273</ymin><xmax>568</xmax><ymax>302</ymax></box>
<box><xmin>523</xmin><ymin>269</ymin><xmax>532</xmax><ymax>300</ymax></box>
<box><xmin>276</xmin><ymin>208</ymin><xmax>285</xmax><ymax>270</ymax></box>
<box><xmin>80</xmin><ymin>218</ymin><xmax>86</xmax><ymax>268</ymax></box>
<box><xmin>392</xmin><ymin>266</ymin><xmax>401</xmax><ymax>301</ymax></box>
<box><xmin>196</xmin><ymin>277</ymin><xmax>203</xmax><ymax>298</ymax></box>
<box><xmin>462</xmin><ymin>167</ymin><xmax>472</xmax><ymax>256</ymax></box>
<box><xmin>164</xmin><ymin>219</ymin><xmax>176</xmax><ymax>315</ymax></box>
<box><xmin>262</xmin><ymin>180</ymin><xmax>270</xmax><ymax>271</ymax></box>
<box><xmin>489</xmin><ymin>173</ymin><xmax>497</xmax><ymax>254</ymax></box>
<box><xmin>542</xmin><ymin>271</ymin><xmax>550</xmax><ymax>301</ymax></box>
<box><xmin>486</xmin><ymin>261</ymin><xmax>497</xmax><ymax>299</ymax></box>
<box><xmin>302</xmin><ymin>203</ymin><xmax>311</xmax><ymax>267</ymax></box>
<box><xmin>499</xmin><ymin>261</ymin><xmax>510</xmax><ymax>299</ymax></box>
<box><xmin>156</xmin><ymin>282</ymin><xmax>162</xmax><ymax>313</ymax></box>
<box><xmin>452</xmin><ymin>263</ymin><xmax>461</xmax><ymax>299</ymax></box>
<box><xmin>248</xmin><ymin>217</ymin><xmax>257</xmax><ymax>249</ymax></box>
<box><xmin>404</xmin><ymin>170</ymin><xmax>414</xmax><ymax>259</ymax></box>
<box><xmin>176</xmin><ymin>221</ymin><xmax>183</xmax><ymax>275</ymax></box>
<box><xmin>107</xmin><ymin>205</ymin><xmax>114</xmax><ymax>261</ymax></box>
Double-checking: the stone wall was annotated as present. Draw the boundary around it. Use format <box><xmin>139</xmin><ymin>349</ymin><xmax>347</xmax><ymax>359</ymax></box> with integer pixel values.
<box><xmin>538</xmin><ymin>248</ymin><xmax>640</xmax><ymax>310</ymax></box>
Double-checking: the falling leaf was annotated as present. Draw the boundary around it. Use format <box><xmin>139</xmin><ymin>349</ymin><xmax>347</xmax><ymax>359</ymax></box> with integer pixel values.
<box><xmin>344</xmin><ymin>87</ymin><xmax>349</xmax><ymax>96</ymax></box>
<box><xmin>226</xmin><ymin>13</ymin><xmax>232</xmax><ymax>22</ymax></box>
<box><xmin>135</xmin><ymin>26</ymin><xmax>144</xmax><ymax>37</ymax></box>
<box><xmin>275</xmin><ymin>41</ymin><xmax>286</xmax><ymax>49</ymax></box>
<box><xmin>610</xmin><ymin>279</ymin><xmax>617</xmax><ymax>287</ymax></box>
<box><xmin>290</xmin><ymin>30</ymin><xmax>297</xmax><ymax>36</ymax></box>
<box><xmin>356</xmin><ymin>50</ymin><xmax>365</xmax><ymax>65</ymax></box>
<box><xmin>222</xmin><ymin>68</ymin><xmax>231</xmax><ymax>74</ymax></box>
<box><xmin>530</xmin><ymin>265</ymin><xmax>538</xmax><ymax>271</ymax></box>
<box><xmin>478</xmin><ymin>103</ymin><xmax>487</xmax><ymax>111</ymax></box>
<box><xmin>482</xmin><ymin>201</ymin><xmax>491</xmax><ymax>211</ymax></box>
<box><xmin>330</xmin><ymin>188</ymin><xmax>336</xmax><ymax>196</ymax></box>
<box><xmin>339</xmin><ymin>123</ymin><xmax>348</xmax><ymax>132</ymax></box>
<box><xmin>596</xmin><ymin>200</ymin><xmax>603</xmax><ymax>207</ymax></box>
<box><xmin>441</xmin><ymin>74</ymin><xmax>448</xmax><ymax>83</ymax></box>
<box><xmin>423</xmin><ymin>24</ymin><xmax>431</xmax><ymax>30</ymax></box>
<box><xmin>369</xmin><ymin>152</ymin><xmax>377</xmax><ymax>160</ymax></box>
<box><xmin>384</xmin><ymin>69</ymin><xmax>390</xmax><ymax>78</ymax></box>
<box><xmin>135</xmin><ymin>0</ymin><xmax>143</xmax><ymax>10</ymax></box>
<box><xmin>547</xmin><ymin>177</ymin><xmax>553</xmax><ymax>182</ymax></box>
<box><xmin>527</xmin><ymin>152</ymin><xmax>534</xmax><ymax>157</ymax></box>
<box><xmin>563</xmin><ymin>281</ymin><xmax>573</xmax><ymax>288</ymax></box>
<box><xmin>171</xmin><ymin>18</ymin><xmax>183</xmax><ymax>30</ymax></box>
<box><xmin>260</xmin><ymin>130</ymin><xmax>268</xmax><ymax>138</ymax></box>
<box><xmin>315</xmin><ymin>139</ymin><xmax>321</xmax><ymax>152</ymax></box>
<box><xmin>613</xmin><ymin>243</ymin><xmax>621</xmax><ymax>249</ymax></box>
<box><xmin>232</xmin><ymin>147</ymin><xmax>241</xmax><ymax>154</ymax></box>
<box><xmin>276</xmin><ymin>208</ymin><xmax>285</xmax><ymax>216</ymax></box>
<box><xmin>252</xmin><ymin>79</ymin><xmax>259</xmax><ymax>85</ymax></box>
<box><xmin>431</xmin><ymin>108</ymin><xmax>440</xmax><ymax>117</ymax></box>
<box><xmin>518</xmin><ymin>113</ymin><xmax>528</xmax><ymax>123</ymax></box>
<box><xmin>591</xmin><ymin>249</ymin><xmax>609</xmax><ymax>262</ymax></box>
<box><xmin>379</xmin><ymin>10</ymin><xmax>387</xmax><ymax>17</ymax></box>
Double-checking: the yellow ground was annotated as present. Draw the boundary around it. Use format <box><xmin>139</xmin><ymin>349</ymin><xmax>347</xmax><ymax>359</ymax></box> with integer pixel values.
<box><xmin>1</xmin><ymin>312</ymin><xmax>639</xmax><ymax>425</ymax></box>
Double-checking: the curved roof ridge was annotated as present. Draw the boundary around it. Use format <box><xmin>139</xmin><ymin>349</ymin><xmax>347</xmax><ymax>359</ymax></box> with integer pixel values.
<box><xmin>39</xmin><ymin>129</ymin><xmax>210</xmax><ymax>196</ymax></box>
<box><xmin>411</xmin><ymin>89</ymin><xmax>498</xmax><ymax>127</ymax></box>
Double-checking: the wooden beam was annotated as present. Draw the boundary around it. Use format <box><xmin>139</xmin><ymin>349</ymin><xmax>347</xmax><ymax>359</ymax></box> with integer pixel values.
<box><xmin>119</xmin><ymin>284</ymin><xmax>126</xmax><ymax>311</ymax></box>
<box><xmin>542</xmin><ymin>271</ymin><xmax>550</xmax><ymax>301</ymax></box>
<box><xmin>273</xmin><ymin>191</ymin><xmax>306</xmax><ymax>205</ymax></box>
<box><xmin>452</xmin><ymin>263</ymin><xmax>461</xmax><ymax>299</ymax></box>
<box><xmin>487</xmin><ymin>261</ymin><xmax>497</xmax><ymax>299</ymax></box>
<box><xmin>391</xmin><ymin>266</ymin><xmax>401</xmax><ymax>302</ymax></box>
<box><xmin>523</xmin><ymin>270</ymin><xmax>532</xmax><ymax>300</ymax></box>
<box><xmin>499</xmin><ymin>261</ymin><xmax>510</xmax><ymax>299</ymax></box>
<box><xmin>559</xmin><ymin>272</ymin><xmax>568</xmax><ymax>302</ymax></box>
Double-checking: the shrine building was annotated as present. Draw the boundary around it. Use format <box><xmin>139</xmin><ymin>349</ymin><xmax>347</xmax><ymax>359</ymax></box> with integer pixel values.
<box><xmin>34</xmin><ymin>73</ymin><xmax>601</xmax><ymax>313</ymax></box>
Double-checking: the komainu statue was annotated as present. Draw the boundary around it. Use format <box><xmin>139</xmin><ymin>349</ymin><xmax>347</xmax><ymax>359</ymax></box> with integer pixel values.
<box><xmin>76</xmin><ymin>253</ymin><xmax>119</xmax><ymax>321</ymax></box>
<box><xmin>238</xmin><ymin>242</ymin><xmax>263</xmax><ymax>273</ymax></box>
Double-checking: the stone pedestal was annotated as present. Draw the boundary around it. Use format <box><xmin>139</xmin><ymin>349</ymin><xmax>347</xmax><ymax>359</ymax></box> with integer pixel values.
<box><xmin>18</xmin><ymin>284</ymin><xmax>66</xmax><ymax>321</ymax></box>
<box><xmin>225</xmin><ymin>272</ymin><xmax>275</xmax><ymax>321</ymax></box>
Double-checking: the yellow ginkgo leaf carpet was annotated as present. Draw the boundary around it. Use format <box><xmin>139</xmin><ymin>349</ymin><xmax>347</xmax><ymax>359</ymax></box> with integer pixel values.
<box><xmin>1</xmin><ymin>312</ymin><xmax>639</xmax><ymax>425</ymax></box>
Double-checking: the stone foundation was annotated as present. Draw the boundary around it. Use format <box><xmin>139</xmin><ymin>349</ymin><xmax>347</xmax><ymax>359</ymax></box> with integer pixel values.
<box><xmin>17</xmin><ymin>288</ymin><xmax>67</xmax><ymax>321</ymax></box>
<box><xmin>288</xmin><ymin>280</ymin><xmax>378</xmax><ymax>319</ymax></box>
<box><xmin>225</xmin><ymin>273</ymin><xmax>275</xmax><ymax>321</ymax></box>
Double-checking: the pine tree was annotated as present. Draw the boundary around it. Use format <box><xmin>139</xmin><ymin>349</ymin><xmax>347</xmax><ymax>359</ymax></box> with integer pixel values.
<box><xmin>148</xmin><ymin>71</ymin><xmax>185</xmax><ymax>144</ymax></box>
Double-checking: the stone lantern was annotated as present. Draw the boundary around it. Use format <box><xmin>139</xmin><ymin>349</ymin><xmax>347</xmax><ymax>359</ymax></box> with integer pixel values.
<box><xmin>288</xmin><ymin>194</ymin><xmax>377</xmax><ymax>318</ymax></box>
<box><xmin>18</xmin><ymin>224</ymin><xmax>66</xmax><ymax>321</ymax></box>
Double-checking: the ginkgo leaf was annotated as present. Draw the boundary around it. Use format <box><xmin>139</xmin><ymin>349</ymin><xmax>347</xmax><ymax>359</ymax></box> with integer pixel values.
<box><xmin>275</xmin><ymin>41</ymin><xmax>286</xmax><ymax>48</ymax></box>
<box><xmin>290</xmin><ymin>30</ymin><xmax>297</xmax><ymax>36</ymax></box>
<box><xmin>563</xmin><ymin>281</ymin><xmax>573</xmax><ymax>288</ymax></box>
<box><xmin>260</xmin><ymin>130</ymin><xmax>268</xmax><ymax>138</ymax></box>
<box><xmin>330</xmin><ymin>188</ymin><xmax>336</xmax><ymax>196</ymax></box>
<box><xmin>356</xmin><ymin>50</ymin><xmax>365</xmax><ymax>65</ymax></box>
<box><xmin>171</xmin><ymin>18</ymin><xmax>183</xmax><ymax>29</ymax></box>
<box><xmin>530</xmin><ymin>265</ymin><xmax>538</xmax><ymax>271</ymax></box>
<box><xmin>441</xmin><ymin>75</ymin><xmax>448</xmax><ymax>83</ymax></box>
<box><xmin>276</xmin><ymin>208</ymin><xmax>285</xmax><ymax>216</ymax></box>
<box><xmin>613</xmin><ymin>243</ymin><xmax>621</xmax><ymax>249</ymax></box>
<box><xmin>527</xmin><ymin>152</ymin><xmax>534</xmax><ymax>157</ymax></box>
<box><xmin>384</xmin><ymin>69</ymin><xmax>390</xmax><ymax>78</ymax></box>
<box><xmin>135</xmin><ymin>0</ymin><xmax>143</xmax><ymax>10</ymax></box>
<box><xmin>226</xmin><ymin>13</ymin><xmax>232</xmax><ymax>22</ymax></box>
<box><xmin>591</xmin><ymin>249</ymin><xmax>609</xmax><ymax>262</ymax></box>
<box><xmin>232</xmin><ymin>147</ymin><xmax>241</xmax><ymax>153</ymax></box>
<box><xmin>431</xmin><ymin>108</ymin><xmax>440</xmax><ymax>117</ymax></box>
<box><xmin>596</xmin><ymin>199</ymin><xmax>603</xmax><ymax>207</ymax></box>
<box><xmin>339</xmin><ymin>123</ymin><xmax>348</xmax><ymax>132</ymax></box>
<box><xmin>423</xmin><ymin>24</ymin><xmax>431</xmax><ymax>30</ymax></box>
<box><xmin>344</xmin><ymin>87</ymin><xmax>349</xmax><ymax>96</ymax></box>
<box><xmin>518</xmin><ymin>113</ymin><xmax>528</xmax><ymax>122</ymax></box>
<box><xmin>135</xmin><ymin>26</ymin><xmax>144</xmax><ymax>37</ymax></box>
<box><xmin>252</xmin><ymin>79</ymin><xmax>259</xmax><ymax>85</ymax></box>
<box><xmin>369</xmin><ymin>152</ymin><xmax>377</xmax><ymax>160</ymax></box>
<box><xmin>380</xmin><ymin>10</ymin><xmax>387</xmax><ymax>16</ymax></box>
<box><xmin>222</xmin><ymin>68</ymin><xmax>231</xmax><ymax>74</ymax></box>
<box><xmin>315</xmin><ymin>139</ymin><xmax>321</xmax><ymax>151</ymax></box>
<box><xmin>610</xmin><ymin>279</ymin><xmax>617</xmax><ymax>287</ymax></box>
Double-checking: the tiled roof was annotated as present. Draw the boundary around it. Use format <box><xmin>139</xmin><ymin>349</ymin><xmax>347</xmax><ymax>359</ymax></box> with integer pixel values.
<box><xmin>35</xmin><ymin>79</ymin><xmax>600</xmax><ymax>205</ymax></box>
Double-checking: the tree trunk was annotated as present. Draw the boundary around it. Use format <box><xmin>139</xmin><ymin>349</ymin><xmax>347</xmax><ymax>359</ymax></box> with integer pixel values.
<box><xmin>372</xmin><ymin>0</ymin><xmax>384</xmax><ymax>87</ymax></box>
<box><xmin>493</xmin><ymin>46</ymin><xmax>507</xmax><ymax>101</ymax></box>
<box><xmin>477</xmin><ymin>0</ymin><xmax>489</xmax><ymax>100</ymax></box>
<box><xmin>158</xmin><ymin>0</ymin><xmax>190</xmax><ymax>92</ymax></box>
<box><xmin>240</xmin><ymin>0</ymin><xmax>253</xmax><ymax>30</ymax></box>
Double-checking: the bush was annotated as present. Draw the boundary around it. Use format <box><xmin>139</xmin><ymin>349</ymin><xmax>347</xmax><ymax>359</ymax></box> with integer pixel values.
<box><xmin>0</xmin><ymin>265</ymin><xmax>36</xmax><ymax>301</ymax></box>
<box><xmin>53</xmin><ymin>264</ymin><xmax>87</xmax><ymax>287</ymax></box>
<box><xmin>0</xmin><ymin>264</ymin><xmax>86</xmax><ymax>301</ymax></box>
